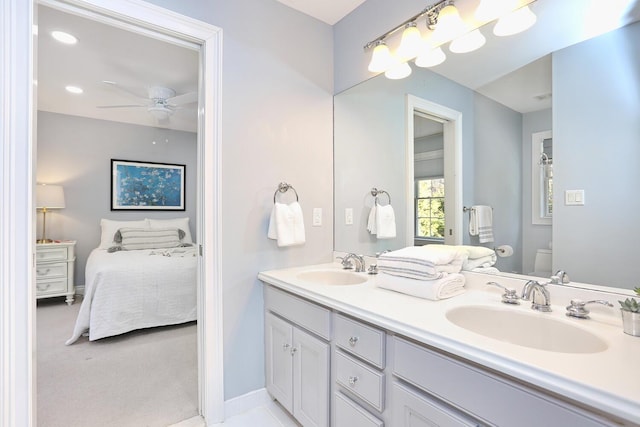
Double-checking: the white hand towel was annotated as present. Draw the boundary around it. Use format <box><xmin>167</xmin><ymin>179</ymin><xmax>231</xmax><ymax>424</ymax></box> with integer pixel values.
<box><xmin>375</xmin><ymin>272</ymin><xmax>466</xmax><ymax>301</ymax></box>
<box><xmin>267</xmin><ymin>202</ymin><xmax>305</xmax><ymax>247</ymax></box>
<box><xmin>367</xmin><ymin>205</ymin><xmax>377</xmax><ymax>234</ymax></box>
<box><xmin>469</xmin><ymin>205</ymin><xmax>494</xmax><ymax>243</ymax></box>
<box><xmin>375</xmin><ymin>203</ymin><xmax>396</xmax><ymax>239</ymax></box>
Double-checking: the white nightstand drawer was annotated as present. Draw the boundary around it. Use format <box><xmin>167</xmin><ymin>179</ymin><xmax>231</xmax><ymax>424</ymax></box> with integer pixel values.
<box><xmin>336</xmin><ymin>350</ymin><xmax>385</xmax><ymax>412</ymax></box>
<box><xmin>335</xmin><ymin>392</ymin><xmax>384</xmax><ymax>427</ymax></box>
<box><xmin>36</xmin><ymin>278</ymin><xmax>67</xmax><ymax>295</ymax></box>
<box><xmin>36</xmin><ymin>262</ymin><xmax>67</xmax><ymax>279</ymax></box>
<box><xmin>36</xmin><ymin>246</ymin><xmax>68</xmax><ymax>262</ymax></box>
<box><xmin>335</xmin><ymin>313</ymin><xmax>385</xmax><ymax>369</ymax></box>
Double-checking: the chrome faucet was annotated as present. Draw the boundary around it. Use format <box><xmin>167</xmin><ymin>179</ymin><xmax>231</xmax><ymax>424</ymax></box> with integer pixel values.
<box><xmin>550</xmin><ymin>270</ymin><xmax>570</xmax><ymax>284</ymax></box>
<box><xmin>521</xmin><ymin>280</ymin><xmax>552</xmax><ymax>312</ymax></box>
<box><xmin>338</xmin><ymin>253</ymin><xmax>366</xmax><ymax>272</ymax></box>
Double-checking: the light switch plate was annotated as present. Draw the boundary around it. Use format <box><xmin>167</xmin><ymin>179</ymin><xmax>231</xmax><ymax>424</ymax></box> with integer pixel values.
<box><xmin>565</xmin><ymin>189</ymin><xmax>585</xmax><ymax>206</ymax></box>
<box><xmin>345</xmin><ymin>208</ymin><xmax>353</xmax><ymax>225</ymax></box>
<box><xmin>312</xmin><ymin>208</ymin><xmax>322</xmax><ymax>226</ymax></box>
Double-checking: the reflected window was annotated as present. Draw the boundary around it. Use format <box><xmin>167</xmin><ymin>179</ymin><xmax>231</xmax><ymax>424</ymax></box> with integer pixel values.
<box><xmin>415</xmin><ymin>177</ymin><xmax>445</xmax><ymax>242</ymax></box>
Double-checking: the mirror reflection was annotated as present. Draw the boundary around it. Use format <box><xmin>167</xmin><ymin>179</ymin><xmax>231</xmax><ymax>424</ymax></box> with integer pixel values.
<box><xmin>334</xmin><ymin>19</ymin><xmax>640</xmax><ymax>290</ymax></box>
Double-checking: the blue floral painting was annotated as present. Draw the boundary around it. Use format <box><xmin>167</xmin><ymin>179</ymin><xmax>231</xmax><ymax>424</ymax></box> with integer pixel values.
<box><xmin>111</xmin><ymin>160</ymin><xmax>185</xmax><ymax>210</ymax></box>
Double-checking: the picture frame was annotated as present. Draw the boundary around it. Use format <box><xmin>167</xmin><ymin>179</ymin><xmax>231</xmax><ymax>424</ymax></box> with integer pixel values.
<box><xmin>111</xmin><ymin>159</ymin><xmax>185</xmax><ymax>211</ymax></box>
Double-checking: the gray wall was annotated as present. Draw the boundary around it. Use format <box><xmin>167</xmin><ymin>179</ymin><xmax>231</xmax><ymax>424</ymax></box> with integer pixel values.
<box><xmin>521</xmin><ymin>108</ymin><xmax>552</xmax><ymax>275</ymax></box>
<box><xmin>553</xmin><ymin>21</ymin><xmax>640</xmax><ymax>287</ymax></box>
<box><xmin>144</xmin><ymin>0</ymin><xmax>334</xmax><ymax>399</ymax></box>
<box><xmin>36</xmin><ymin>111</ymin><xmax>197</xmax><ymax>285</ymax></box>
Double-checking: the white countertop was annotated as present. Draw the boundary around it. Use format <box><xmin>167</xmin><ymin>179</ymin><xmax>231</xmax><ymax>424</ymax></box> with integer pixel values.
<box><xmin>258</xmin><ymin>263</ymin><xmax>640</xmax><ymax>425</ymax></box>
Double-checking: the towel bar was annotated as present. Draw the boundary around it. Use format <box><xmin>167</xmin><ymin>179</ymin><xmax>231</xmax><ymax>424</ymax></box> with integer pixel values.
<box><xmin>273</xmin><ymin>182</ymin><xmax>299</xmax><ymax>203</ymax></box>
<box><xmin>371</xmin><ymin>187</ymin><xmax>391</xmax><ymax>204</ymax></box>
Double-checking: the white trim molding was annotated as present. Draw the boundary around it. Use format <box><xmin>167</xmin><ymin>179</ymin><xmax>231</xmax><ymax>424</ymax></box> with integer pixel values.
<box><xmin>2</xmin><ymin>1</ymin><xmax>224</xmax><ymax>425</ymax></box>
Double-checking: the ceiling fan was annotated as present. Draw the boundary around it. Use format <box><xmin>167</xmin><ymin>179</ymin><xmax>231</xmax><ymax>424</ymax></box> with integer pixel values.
<box><xmin>97</xmin><ymin>81</ymin><xmax>197</xmax><ymax>123</ymax></box>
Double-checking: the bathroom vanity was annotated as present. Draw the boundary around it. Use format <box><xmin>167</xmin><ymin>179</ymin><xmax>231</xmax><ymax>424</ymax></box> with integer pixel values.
<box><xmin>259</xmin><ymin>263</ymin><xmax>640</xmax><ymax>427</ymax></box>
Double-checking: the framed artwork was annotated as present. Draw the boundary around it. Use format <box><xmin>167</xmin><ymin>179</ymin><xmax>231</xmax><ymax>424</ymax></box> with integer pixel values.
<box><xmin>111</xmin><ymin>159</ymin><xmax>185</xmax><ymax>210</ymax></box>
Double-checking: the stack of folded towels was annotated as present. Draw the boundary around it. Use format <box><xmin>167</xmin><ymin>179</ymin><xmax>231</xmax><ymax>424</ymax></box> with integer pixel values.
<box><xmin>456</xmin><ymin>244</ymin><xmax>499</xmax><ymax>273</ymax></box>
<box><xmin>375</xmin><ymin>245</ymin><xmax>467</xmax><ymax>300</ymax></box>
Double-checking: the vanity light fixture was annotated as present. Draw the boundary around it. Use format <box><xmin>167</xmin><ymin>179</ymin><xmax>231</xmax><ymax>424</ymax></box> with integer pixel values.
<box><xmin>51</xmin><ymin>30</ymin><xmax>78</xmax><ymax>45</ymax></box>
<box><xmin>364</xmin><ymin>0</ymin><xmax>537</xmax><ymax>79</ymax></box>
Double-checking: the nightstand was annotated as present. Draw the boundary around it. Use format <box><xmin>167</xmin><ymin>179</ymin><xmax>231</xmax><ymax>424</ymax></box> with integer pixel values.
<box><xmin>35</xmin><ymin>241</ymin><xmax>76</xmax><ymax>305</ymax></box>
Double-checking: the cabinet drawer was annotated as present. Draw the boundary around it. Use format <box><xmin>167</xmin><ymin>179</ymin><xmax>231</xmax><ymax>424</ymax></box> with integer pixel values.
<box><xmin>393</xmin><ymin>337</ymin><xmax>611</xmax><ymax>427</ymax></box>
<box><xmin>264</xmin><ymin>286</ymin><xmax>331</xmax><ymax>340</ymax></box>
<box><xmin>335</xmin><ymin>392</ymin><xmax>383</xmax><ymax>427</ymax></box>
<box><xmin>35</xmin><ymin>262</ymin><xmax>67</xmax><ymax>279</ymax></box>
<box><xmin>336</xmin><ymin>350</ymin><xmax>384</xmax><ymax>412</ymax></box>
<box><xmin>335</xmin><ymin>313</ymin><xmax>385</xmax><ymax>368</ymax></box>
<box><xmin>36</xmin><ymin>247</ymin><xmax>68</xmax><ymax>262</ymax></box>
<box><xmin>391</xmin><ymin>382</ymin><xmax>479</xmax><ymax>427</ymax></box>
<box><xmin>36</xmin><ymin>278</ymin><xmax>67</xmax><ymax>295</ymax></box>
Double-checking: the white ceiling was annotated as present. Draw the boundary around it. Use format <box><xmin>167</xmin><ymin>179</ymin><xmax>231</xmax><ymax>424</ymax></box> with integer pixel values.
<box><xmin>38</xmin><ymin>0</ymin><xmax>640</xmax><ymax>129</ymax></box>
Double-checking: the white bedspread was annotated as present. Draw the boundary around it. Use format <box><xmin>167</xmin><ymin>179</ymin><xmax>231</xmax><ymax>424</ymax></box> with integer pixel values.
<box><xmin>66</xmin><ymin>247</ymin><xmax>197</xmax><ymax>344</ymax></box>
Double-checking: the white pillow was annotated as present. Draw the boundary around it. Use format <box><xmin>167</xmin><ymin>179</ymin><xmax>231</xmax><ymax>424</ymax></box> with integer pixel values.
<box><xmin>147</xmin><ymin>217</ymin><xmax>193</xmax><ymax>244</ymax></box>
<box><xmin>99</xmin><ymin>218</ymin><xmax>149</xmax><ymax>249</ymax></box>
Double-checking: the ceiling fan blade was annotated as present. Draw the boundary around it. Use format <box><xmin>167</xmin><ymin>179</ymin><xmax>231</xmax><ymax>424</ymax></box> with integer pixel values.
<box><xmin>166</xmin><ymin>91</ymin><xmax>198</xmax><ymax>106</ymax></box>
<box><xmin>101</xmin><ymin>80</ymin><xmax>148</xmax><ymax>101</ymax></box>
<box><xmin>96</xmin><ymin>104</ymin><xmax>147</xmax><ymax>109</ymax></box>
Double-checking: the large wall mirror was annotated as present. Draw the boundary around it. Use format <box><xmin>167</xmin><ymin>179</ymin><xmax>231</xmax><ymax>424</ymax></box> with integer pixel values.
<box><xmin>334</xmin><ymin>12</ymin><xmax>640</xmax><ymax>290</ymax></box>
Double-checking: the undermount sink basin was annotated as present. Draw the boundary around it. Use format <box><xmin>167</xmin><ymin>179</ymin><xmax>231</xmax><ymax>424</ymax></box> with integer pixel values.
<box><xmin>296</xmin><ymin>269</ymin><xmax>368</xmax><ymax>286</ymax></box>
<box><xmin>446</xmin><ymin>306</ymin><xmax>608</xmax><ymax>354</ymax></box>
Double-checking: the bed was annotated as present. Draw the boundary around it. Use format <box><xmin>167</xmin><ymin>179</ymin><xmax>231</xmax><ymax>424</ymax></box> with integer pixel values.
<box><xmin>66</xmin><ymin>218</ymin><xmax>197</xmax><ymax>345</ymax></box>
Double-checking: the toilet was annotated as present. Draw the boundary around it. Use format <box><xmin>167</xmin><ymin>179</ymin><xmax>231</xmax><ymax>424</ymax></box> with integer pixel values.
<box><xmin>530</xmin><ymin>248</ymin><xmax>552</xmax><ymax>277</ymax></box>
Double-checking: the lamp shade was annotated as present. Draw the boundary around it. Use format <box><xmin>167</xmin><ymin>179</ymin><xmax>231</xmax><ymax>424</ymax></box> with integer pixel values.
<box><xmin>36</xmin><ymin>184</ymin><xmax>65</xmax><ymax>209</ymax></box>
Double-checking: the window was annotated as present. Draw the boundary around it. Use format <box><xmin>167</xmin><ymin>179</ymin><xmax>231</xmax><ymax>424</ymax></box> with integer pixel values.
<box><xmin>415</xmin><ymin>178</ymin><xmax>445</xmax><ymax>241</ymax></box>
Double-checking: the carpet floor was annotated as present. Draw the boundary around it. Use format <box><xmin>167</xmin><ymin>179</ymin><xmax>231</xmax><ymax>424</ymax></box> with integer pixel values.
<box><xmin>37</xmin><ymin>297</ymin><xmax>198</xmax><ymax>427</ymax></box>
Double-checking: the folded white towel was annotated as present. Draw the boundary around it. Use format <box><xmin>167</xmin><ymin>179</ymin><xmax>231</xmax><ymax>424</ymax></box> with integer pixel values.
<box><xmin>267</xmin><ymin>202</ymin><xmax>305</xmax><ymax>247</ymax></box>
<box><xmin>375</xmin><ymin>272</ymin><xmax>466</xmax><ymax>301</ymax></box>
<box><xmin>463</xmin><ymin>254</ymin><xmax>497</xmax><ymax>271</ymax></box>
<box><xmin>378</xmin><ymin>246</ymin><xmax>466</xmax><ymax>280</ymax></box>
<box><xmin>457</xmin><ymin>244</ymin><xmax>495</xmax><ymax>260</ymax></box>
<box><xmin>367</xmin><ymin>205</ymin><xmax>377</xmax><ymax>234</ymax></box>
<box><xmin>471</xmin><ymin>266</ymin><xmax>500</xmax><ymax>274</ymax></box>
<box><xmin>469</xmin><ymin>205</ymin><xmax>494</xmax><ymax>243</ymax></box>
<box><xmin>376</xmin><ymin>203</ymin><xmax>396</xmax><ymax>239</ymax></box>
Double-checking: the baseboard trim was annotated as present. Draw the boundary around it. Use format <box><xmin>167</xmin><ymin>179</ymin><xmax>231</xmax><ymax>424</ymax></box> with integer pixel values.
<box><xmin>223</xmin><ymin>388</ymin><xmax>272</xmax><ymax>419</ymax></box>
<box><xmin>75</xmin><ymin>285</ymin><xmax>85</xmax><ymax>296</ymax></box>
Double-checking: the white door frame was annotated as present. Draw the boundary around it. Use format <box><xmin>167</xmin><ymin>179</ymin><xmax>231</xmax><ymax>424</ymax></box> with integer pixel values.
<box><xmin>0</xmin><ymin>0</ymin><xmax>224</xmax><ymax>425</ymax></box>
<box><xmin>405</xmin><ymin>95</ymin><xmax>463</xmax><ymax>246</ymax></box>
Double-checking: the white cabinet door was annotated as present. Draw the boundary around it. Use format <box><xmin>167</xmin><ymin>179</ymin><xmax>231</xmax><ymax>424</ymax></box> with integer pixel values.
<box><xmin>265</xmin><ymin>312</ymin><xmax>294</xmax><ymax>413</ymax></box>
<box><xmin>293</xmin><ymin>326</ymin><xmax>330</xmax><ymax>427</ymax></box>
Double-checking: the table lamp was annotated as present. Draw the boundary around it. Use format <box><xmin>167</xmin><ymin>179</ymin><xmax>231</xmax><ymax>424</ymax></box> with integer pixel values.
<box><xmin>36</xmin><ymin>184</ymin><xmax>65</xmax><ymax>243</ymax></box>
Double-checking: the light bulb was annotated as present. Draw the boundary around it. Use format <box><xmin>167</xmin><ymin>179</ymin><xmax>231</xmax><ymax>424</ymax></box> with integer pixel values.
<box><xmin>367</xmin><ymin>41</ymin><xmax>394</xmax><ymax>73</ymax></box>
<box><xmin>415</xmin><ymin>46</ymin><xmax>446</xmax><ymax>68</ymax></box>
<box><xmin>397</xmin><ymin>23</ymin><xmax>423</xmax><ymax>60</ymax></box>
<box><xmin>431</xmin><ymin>4</ymin><xmax>466</xmax><ymax>45</ymax></box>
<box><xmin>384</xmin><ymin>61</ymin><xmax>412</xmax><ymax>80</ymax></box>
<box><xmin>450</xmin><ymin>29</ymin><xmax>486</xmax><ymax>53</ymax></box>
<box><xmin>494</xmin><ymin>5</ymin><xmax>537</xmax><ymax>36</ymax></box>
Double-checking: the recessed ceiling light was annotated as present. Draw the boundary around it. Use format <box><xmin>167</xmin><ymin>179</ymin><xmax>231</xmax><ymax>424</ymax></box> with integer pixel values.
<box><xmin>65</xmin><ymin>85</ymin><xmax>83</xmax><ymax>94</ymax></box>
<box><xmin>51</xmin><ymin>30</ymin><xmax>78</xmax><ymax>45</ymax></box>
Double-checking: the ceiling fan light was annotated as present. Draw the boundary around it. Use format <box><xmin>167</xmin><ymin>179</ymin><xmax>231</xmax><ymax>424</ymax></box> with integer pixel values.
<box><xmin>431</xmin><ymin>4</ymin><xmax>466</xmax><ymax>45</ymax></box>
<box><xmin>450</xmin><ymin>29</ymin><xmax>486</xmax><ymax>53</ymax></box>
<box><xmin>415</xmin><ymin>46</ymin><xmax>446</xmax><ymax>68</ymax></box>
<box><xmin>384</xmin><ymin>61</ymin><xmax>412</xmax><ymax>80</ymax></box>
<box><xmin>494</xmin><ymin>5</ymin><xmax>537</xmax><ymax>36</ymax></box>
<box><xmin>397</xmin><ymin>23</ymin><xmax>423</xmax><ymax>60</ymax></box>
<box><xmin>148</xmin><ymin>106</ymin><xmax>173</xmax><ymax>121</ymax></box>
<box><xmin>368</xmin><ymin>41</ymin><xmax>394</xmax><ymax>73</ymax></box>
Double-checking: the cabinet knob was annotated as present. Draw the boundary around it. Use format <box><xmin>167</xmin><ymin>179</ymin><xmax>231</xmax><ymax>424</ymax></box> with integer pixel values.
<box><xmin>348</xmin><ymin>376</ymin><xmax>358</xmax><ymax>386</ymax></box>
<box><xmin>348</xmin><ymin>336</ymin><xmax>359</xmax><ymax>346</ymax></box>
<box><xmin>290</xmin><ymin>347</ymin><xmax>298</xmax><ymax>356</ymax></box>
<box><xmin>283</xmin><ymin>343</ymin><xmax>290</xmax><ymax>351</ymax></box>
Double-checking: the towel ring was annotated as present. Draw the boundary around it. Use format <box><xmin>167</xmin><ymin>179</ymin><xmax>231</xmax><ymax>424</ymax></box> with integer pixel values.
<box><xmin>371</xmin><ymin>188</ymin><xmax>391</xmax><ymax>205</ymax></box>
<box><xmin>273</xmin><ymin>182</ymin><xmax>299</xmax><ymax>203</ymax></box>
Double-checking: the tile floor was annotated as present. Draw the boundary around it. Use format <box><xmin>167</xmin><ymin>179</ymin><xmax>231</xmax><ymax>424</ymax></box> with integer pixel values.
<box><xmin>172</xmin><ymin>401</ymin><xmax>300</xmax><ymax>427</ymax></box>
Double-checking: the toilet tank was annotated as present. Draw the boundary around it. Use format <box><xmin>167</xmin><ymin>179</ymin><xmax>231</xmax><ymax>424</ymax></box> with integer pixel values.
<box><xmin>534</xmin><ymin>249</ymin><xmax>552</xmax><ymax>273</ymax></box>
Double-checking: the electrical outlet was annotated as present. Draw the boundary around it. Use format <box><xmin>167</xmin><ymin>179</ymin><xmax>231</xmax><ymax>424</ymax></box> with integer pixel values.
<box><xmin>312</xmin><ymin>208</ymin><xmax>322</xmax><ymax>226</ymax></box>
<box><xmin>345</xmin><ymin>208</ymin><xmax>353</xmax><ymax>225</ymax></box>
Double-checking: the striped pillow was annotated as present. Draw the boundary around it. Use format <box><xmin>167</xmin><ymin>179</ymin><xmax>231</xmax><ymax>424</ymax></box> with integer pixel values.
<box><xmin>118</xmin><ymin>227</ymin><xmax>181</xmax><ymax>250</ymax></box>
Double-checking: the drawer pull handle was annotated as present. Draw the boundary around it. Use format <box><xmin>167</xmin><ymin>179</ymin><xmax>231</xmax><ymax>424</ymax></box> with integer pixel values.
<box><xmin>37</xmin><ymin>283</ymin><xmax>51</xmax><ymax>291</ymax></box>
<box><xmin>348</xmin><ymin>336</ymin><xmax>359</xmax><ymax>346</ymax></box>
<box><xmin>37</xmin><ymin>268</ymin><xmax>51</xmax><ymax>276</ymax></box>
<box><xmin>348</xmin><ymin>375</ymin><xmax>359</xmax><ymax>386</ymax></box>
<box><xmin>290</xmin><ymin>347</ymin><xmax>298</xmax><ymax>356</ymax></box>
<box><xmin>283</xmin><ymin>343</ymin><xmax>290</xmax><ymax>351</ymax></box>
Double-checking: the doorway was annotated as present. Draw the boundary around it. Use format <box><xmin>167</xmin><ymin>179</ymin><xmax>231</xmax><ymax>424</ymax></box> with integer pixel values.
<box><xmin>1</xmin><ymin>0</ymin><xmax>223</xmax><ymax>425</ymax></box>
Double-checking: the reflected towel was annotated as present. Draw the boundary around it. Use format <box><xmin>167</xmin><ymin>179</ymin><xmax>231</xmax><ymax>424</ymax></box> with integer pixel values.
<box><xmin>268</xmin><ymin>202</ymin><xmax>305</xmax><ymax>247</ymax></box>
<box><xmin>376</xmin><ymin>203</ymin><xmax>396</xmax><ymax>239</ymax></box>
<box><xmin>375</xmin><ymin>272</ymin><xmax>466</xmax><ymax>301</ymax></box>
<box><xmin>469</xmin><ymin>205</ymin><xmax>494</xmax><ymax>243</ymax></box>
